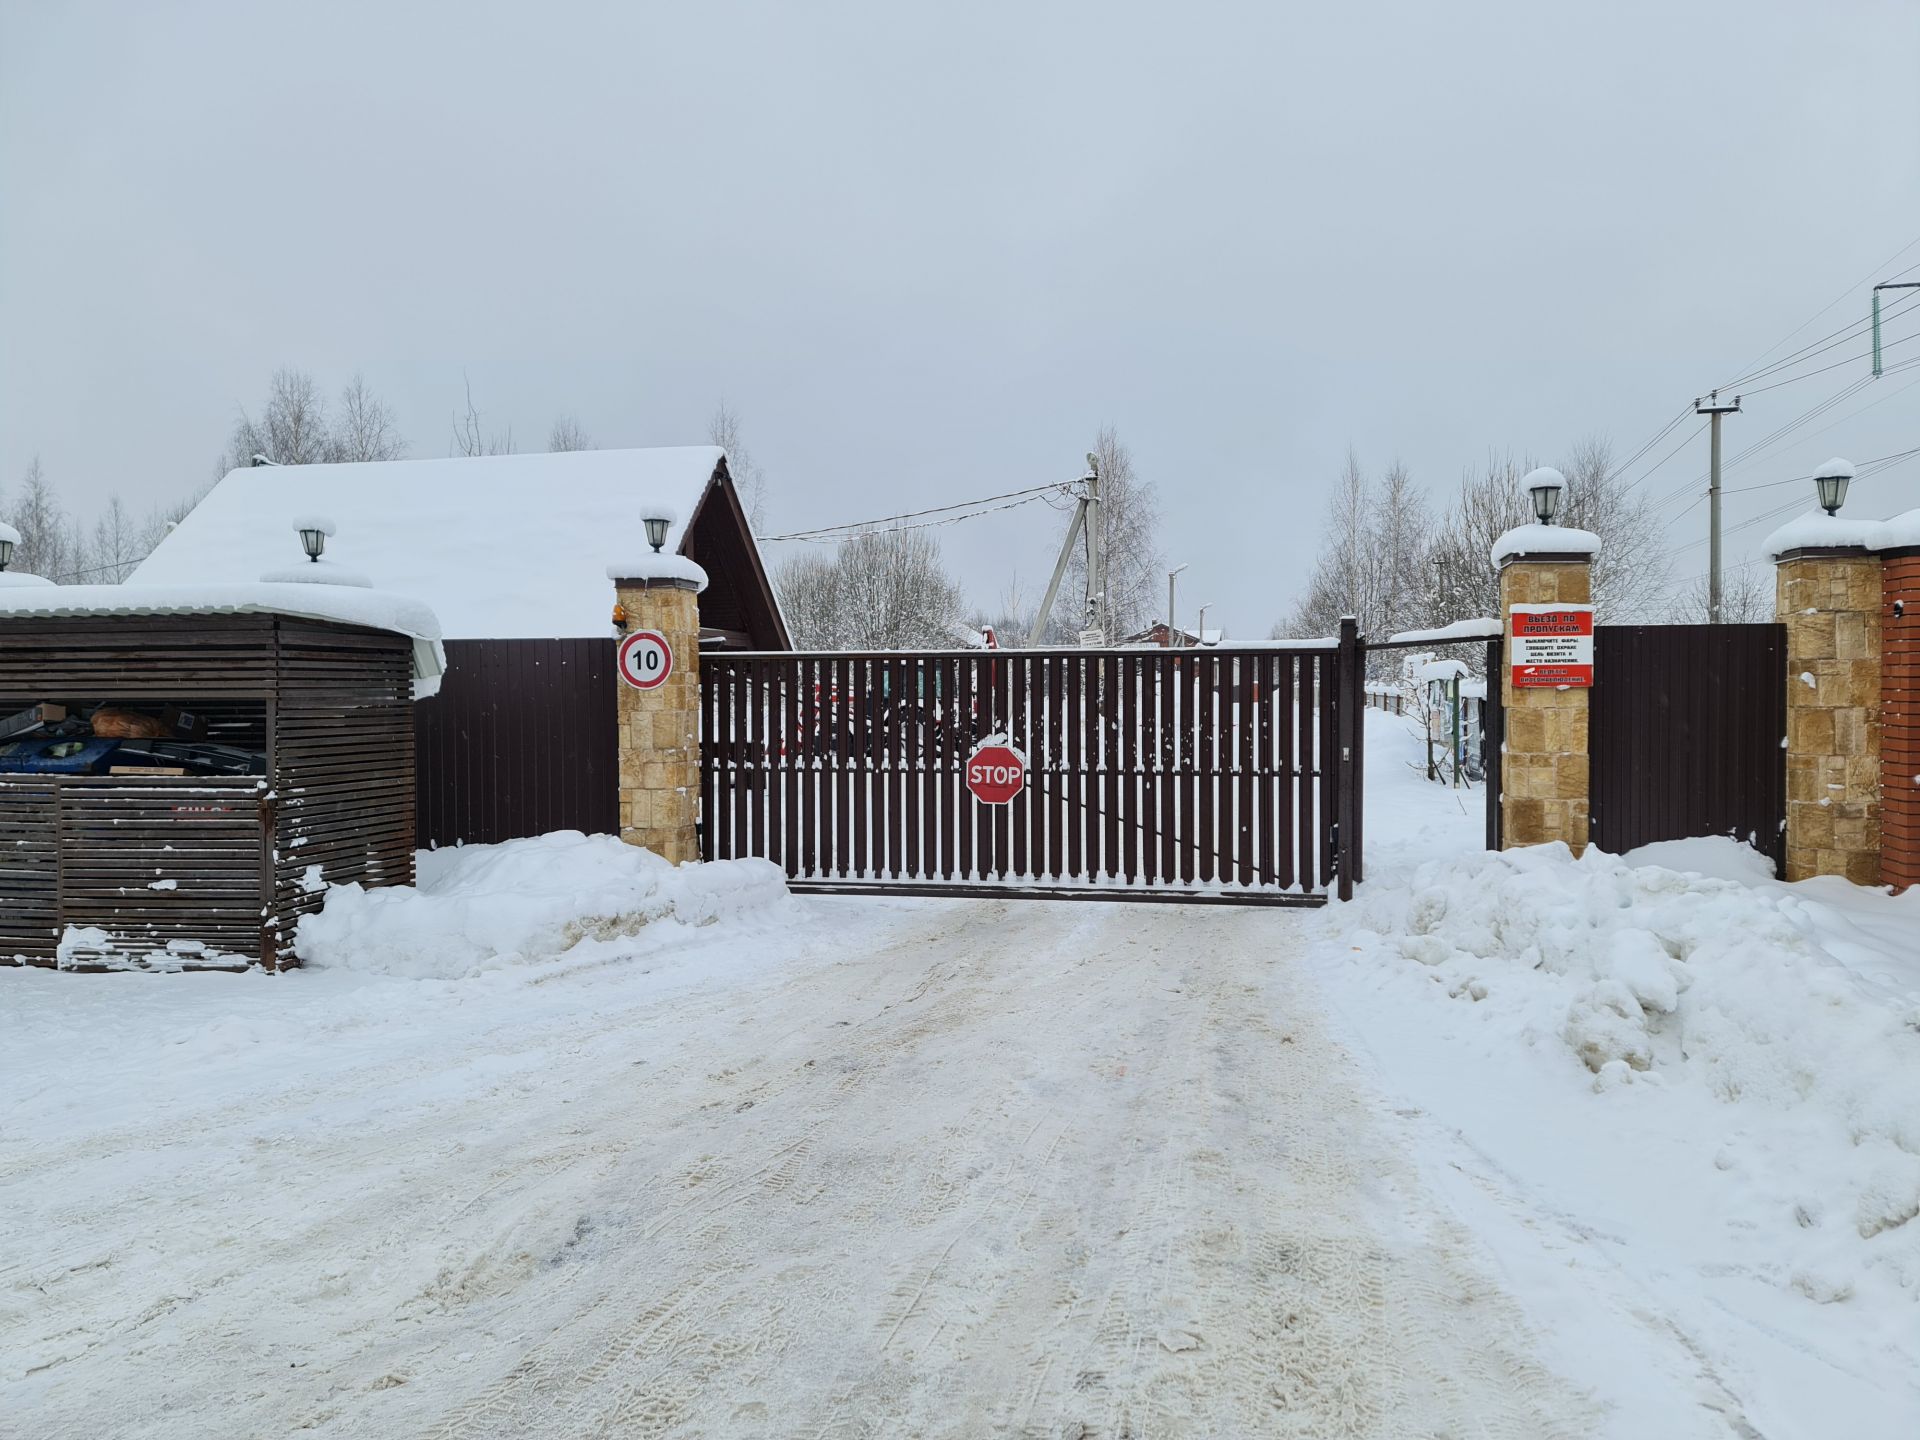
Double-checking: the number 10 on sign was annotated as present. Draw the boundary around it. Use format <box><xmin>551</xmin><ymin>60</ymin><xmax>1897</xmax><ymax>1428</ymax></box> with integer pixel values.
<box><xmin>618</xmin><ymin>629</ymin><xmax>674</xmax><ymax>690</ymax></box>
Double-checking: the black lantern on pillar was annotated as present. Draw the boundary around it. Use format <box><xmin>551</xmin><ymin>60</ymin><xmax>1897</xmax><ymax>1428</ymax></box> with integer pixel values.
<box><xmin>1813</xmin><ymin>457</ymin><xmax>1854</xmax><ymax>517</ymax></box>
<box><xmin>1524</xmin><ymin>467</ymin><xmax>1565</xmax><ymax>525</ymax></box>
<box><xmin>642</xmin><ymin>509</ymin><xmax>673</xmax><ymax>554</ymax></box>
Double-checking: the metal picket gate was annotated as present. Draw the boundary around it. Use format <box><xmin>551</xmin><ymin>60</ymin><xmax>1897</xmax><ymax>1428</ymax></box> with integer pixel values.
<box><xmin>700</xmin><ymin>624</ymin><xmax>1363</xmax><ymax>904</ymax></box>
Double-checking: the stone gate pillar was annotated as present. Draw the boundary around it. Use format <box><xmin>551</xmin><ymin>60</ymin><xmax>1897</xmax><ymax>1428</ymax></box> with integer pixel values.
<box><xmin>608</xmin><ymin>555</ymin><xmax>707</xmax><ymax>865</ymax></box>
<box><xmin>1773</xmin><ymin>538</ymin><xmax>1882</xmax><ymax>884</ymax></box>
<box><xmin>1495</xmin><ymin>529</ymin><xmax>1598</xmax><ymax>854</ymax></box>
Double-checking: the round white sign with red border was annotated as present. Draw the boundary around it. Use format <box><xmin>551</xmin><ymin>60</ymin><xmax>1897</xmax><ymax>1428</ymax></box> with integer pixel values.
<box><xmin>617</xmin><ymin>629</ymin><xmax>674</xmax><ymax>690</ymax></box>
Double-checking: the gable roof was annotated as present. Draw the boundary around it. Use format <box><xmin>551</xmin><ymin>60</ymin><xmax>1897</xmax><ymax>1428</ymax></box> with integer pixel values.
<box><xmin>131</xmin><ymin>447</ymin><xmax>767</xmax><ymax>640</ymax></box>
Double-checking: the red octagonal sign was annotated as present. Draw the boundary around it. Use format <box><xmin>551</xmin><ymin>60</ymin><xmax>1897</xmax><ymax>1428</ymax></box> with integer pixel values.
<box><xmin>966</xmin><ymin>742</ymin><xmax>1026</xmax><ymax>805</ymax></box>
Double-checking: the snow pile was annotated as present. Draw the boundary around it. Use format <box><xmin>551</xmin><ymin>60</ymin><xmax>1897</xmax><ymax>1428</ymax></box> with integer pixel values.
<box><xmin>295</xmin><ymin>832</ymin><xmax>789</xmax><ymax>979</ymax></box>
<box><xmin>1325</xmin><ymin>838</ymin><xmax>1920</xmax><ymax>1305</ymax></box>
<box><xmin>1386</xmin><ymin>617</ymin><xmax>1501</xmax><ymax>644</ymax></box>
<box><xmin>1490</xmin><ymin>523</ymin><xmax>1601</xmax><ymax>565</ymax></box>
<box><xmin>604</xmin><ymin>553</ymin><xmax>709</xmax><ymax>590</ymax></box>
<box><xmin>1764</xmin><ymin>505</ymin><xmax>1920</xmax><ymax>557</ymax></box>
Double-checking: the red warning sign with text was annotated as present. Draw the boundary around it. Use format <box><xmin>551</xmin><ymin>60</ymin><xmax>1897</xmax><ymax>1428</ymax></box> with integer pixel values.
<box><xmin>1510</xmin><ymin>604</ymin><xmax>1595</xmax><ymax>689</ymax></box>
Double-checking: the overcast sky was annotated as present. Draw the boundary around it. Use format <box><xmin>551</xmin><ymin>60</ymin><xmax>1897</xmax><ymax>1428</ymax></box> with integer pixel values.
<box><xmin>5</xmin><ymin>2</ymin><xmax>1919</xmax><ymax>632</ymax></box>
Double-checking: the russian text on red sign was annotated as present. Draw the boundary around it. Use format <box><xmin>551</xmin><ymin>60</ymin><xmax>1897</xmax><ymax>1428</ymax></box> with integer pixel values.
<box><xmin>1510</xmin><ymin>604</ymin><xmax>1594</xmax><ymax>689</ymax></box>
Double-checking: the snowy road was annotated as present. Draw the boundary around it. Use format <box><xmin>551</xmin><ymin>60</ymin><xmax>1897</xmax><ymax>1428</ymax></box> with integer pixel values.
<box><xmin>9</xmin><ymin>899</ymin><xmax>1609</xmax><ymax>1439</ymax></box>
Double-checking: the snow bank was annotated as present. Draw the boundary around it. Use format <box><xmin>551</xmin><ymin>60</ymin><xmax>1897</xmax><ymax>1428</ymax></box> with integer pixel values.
<box><xmin>1490</xmin><ymin>523</ymin><xmax>1602</xmax><ymax>565</ymax></box>
<box><xmin>0</xmin><ymin>570</ymin><xmax>54</xmax><ymax>587</ymax></box>
<box><xmin>1325</xmin><ymin>837</ymin><xmax>1920</xmax><ymax>1307</ymax></box>
<box><xmin>295</xmin><ymin>832</ymin><xmax>789</xmax><ymax>979</ymax></box>
<box><xmin>1387</xmin><ymin>617</ymin><xmax>1501</xmax><ymax>644</ymax></box>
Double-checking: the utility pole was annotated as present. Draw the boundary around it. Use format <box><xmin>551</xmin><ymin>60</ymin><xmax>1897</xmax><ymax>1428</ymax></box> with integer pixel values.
<box><xmin>1084</xmin><ymin>451</ymin><xmax>1104</xmax><ymax>644</ymax></box>
<box><xmin>1029</xmin><ymin>454</ymin><xmax>1099</xmax><ymax>646</ymax></box>
<box><xmin>1165</xmin><ymin>563</ymin><xmax>1188</xmax><ymax>647</ymax></box>
<box><xmin>1695</xmin><ymin>389</ymin><xmax>1741</xmax><ymax>623</ymax></box>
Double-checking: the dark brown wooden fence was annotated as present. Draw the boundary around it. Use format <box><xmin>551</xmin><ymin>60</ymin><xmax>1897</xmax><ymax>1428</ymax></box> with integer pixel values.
<box><xmin>702</xmin><ymin>639</ymin><xmax>1361</xmax><ymax>903</ymax></box>
<box><xmin>414</xmin><ymin>639</ymin><xmax>618</xmax><ymax>848</ymax></box>
<box><xmin>1589</xmin><ymin>623</ymin><xmax>1786</xmax><ymax>869</ymax></box>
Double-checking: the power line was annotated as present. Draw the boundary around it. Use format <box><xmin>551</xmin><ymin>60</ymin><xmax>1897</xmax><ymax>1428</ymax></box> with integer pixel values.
<box><xmin>1618</xmin><ymin>420</ymin><xmax>1710</xmax><ymax>495</ymax></box>
<box><xmin>1717</xmin><ymin>229</ymin><xmax>1920</xmax><ymax>390</ymax></box>
<box><xmin>761</xmin><ymin>482</ymin><xmax>1077</xmax><ymax>543</ymax></box>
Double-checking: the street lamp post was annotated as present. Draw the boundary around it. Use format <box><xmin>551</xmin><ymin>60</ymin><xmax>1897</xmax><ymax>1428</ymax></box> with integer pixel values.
<box><xmin>1166</xmin><ymin>563</ymin><xmax>1188</xmax><ymax>647</ymax></box>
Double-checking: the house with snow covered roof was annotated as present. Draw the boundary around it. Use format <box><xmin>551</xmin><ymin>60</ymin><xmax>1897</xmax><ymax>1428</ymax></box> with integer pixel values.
<box><xmin>135</xmin><ymin>447</ymin><xmax>789</xmax><ymax>847</ymax></box>
<box><xmin>133</xmin><ymin>446</ymin><xmax>788</xmax><ymax>650</ymax></box>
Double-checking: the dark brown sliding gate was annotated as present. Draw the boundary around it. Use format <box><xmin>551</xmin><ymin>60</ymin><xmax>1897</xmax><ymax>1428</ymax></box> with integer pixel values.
<box><xmin>1589</xmin><ymin>623</ymin><xmax>1786</xmax><ymax>870</ymax></box>
<box><xmin>702</xmin><ymin>632</ymin><xmax>1362</xmax><ymax>904</ymax></box>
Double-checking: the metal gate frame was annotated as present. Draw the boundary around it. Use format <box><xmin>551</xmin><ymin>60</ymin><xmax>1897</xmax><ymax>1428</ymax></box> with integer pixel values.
<box><xmin>701</xmin><ymin>621</ymin><xmax>1364</xmax><ymax>904</ymax></box>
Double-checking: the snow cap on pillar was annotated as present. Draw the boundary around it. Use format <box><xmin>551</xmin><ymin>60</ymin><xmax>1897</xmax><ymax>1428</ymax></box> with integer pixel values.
<box><xmin>1491</xmin><ymin>524</ymin><xmax>1601</xmax><ymax>569</ymax></box>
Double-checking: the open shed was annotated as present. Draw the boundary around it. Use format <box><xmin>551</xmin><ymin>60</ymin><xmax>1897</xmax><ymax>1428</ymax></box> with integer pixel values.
<box><xmin>130</xmin><ymin>447</ymin><xmax>788</xmax><ymax>846</ymax></box>
<box><xmin>0</xmin><ymin>585</ymin><xmax>443</xmax><ymax>970</ymax></box>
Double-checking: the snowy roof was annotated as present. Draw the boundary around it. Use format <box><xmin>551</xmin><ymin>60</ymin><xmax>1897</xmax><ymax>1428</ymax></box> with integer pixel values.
<box><xmin>1491</xmin><ymin>524</ymin><xmax>1601</xmax><ymax>566</ymax></box>
<box><xmin>131</xmin><ymin>447</ymin><xmax>732</xmax><ymax>640</ymax></box>
<box><xmin>1764</xmin><ymin>507</ymin><xmax>1920</xmax><ymax>558</ymax></box>
<box><xmin>0</xmin><ymin>582</ymin><xmax>445</xmax><ymax>692</ymax></box>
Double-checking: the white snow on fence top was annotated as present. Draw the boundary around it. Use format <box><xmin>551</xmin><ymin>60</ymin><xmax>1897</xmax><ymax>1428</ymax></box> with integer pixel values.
<box><xmin>604</xmin><ymin>553</ymin><xmax>709</xmax><ymax>591</ymax></box>
<box><xmin>131</xmin><ymin>447</ymin><xmax>731</xmax><ymax>639</ymax></box>
<box><xmin>1414</xmin><ymin>657</ymin><xmax>1470</xmax><ymax>682</ymax></box>
<box><xmin>1490</xmin><ymin>523</ymin><xmax>1601</xmax><ymax>565</ymax></box>
<box><xmin>1763</xmin><ymin>507</ymin><xmax>1920</xmax><ymax>557</ymax></box>
<box><xmin>0</xmin><ymin>582</ymin><xmax>445</xmax><ymax>688</ymax></box>
<box><xmin>1387</xmin><ymin>617</ymin><xmax>1502</xmax><ymax>644</ymax></box>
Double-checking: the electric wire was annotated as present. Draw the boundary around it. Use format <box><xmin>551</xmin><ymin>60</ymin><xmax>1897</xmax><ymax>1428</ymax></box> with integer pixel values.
<box><xmin>761</xmin><ymin>482</ymin><xmax>1077</xmax><ymax>543</ymax></box>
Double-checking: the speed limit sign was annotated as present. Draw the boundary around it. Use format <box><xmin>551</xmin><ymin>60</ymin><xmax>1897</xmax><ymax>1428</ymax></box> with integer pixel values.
<box><xmin>617</xmin><ymin>629</ymin><xmax>674</xmax><ymax>690</ymax></box>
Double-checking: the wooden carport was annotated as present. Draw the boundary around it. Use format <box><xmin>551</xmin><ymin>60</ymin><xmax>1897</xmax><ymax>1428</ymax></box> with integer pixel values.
<box><xmin>0</xmin><ymin>589</ymin><xmax>442</xmax><ymax>970</ymax></box>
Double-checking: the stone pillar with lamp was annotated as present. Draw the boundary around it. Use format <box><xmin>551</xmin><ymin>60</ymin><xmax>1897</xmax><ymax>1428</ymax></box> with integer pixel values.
<box><xmin>609</xmin><ymin>507</ymin><xmax>707</xmax><ymax>864</ymax></box>
<box><xmin>1494</xmin><ymin>468</ymin><xmax>1601</xmax><ymax>853</ymax></box>
<box><xmin>1768</xmin><ymin>459</ymin><xmax>1885</xmax><ymax>885</ymax></box>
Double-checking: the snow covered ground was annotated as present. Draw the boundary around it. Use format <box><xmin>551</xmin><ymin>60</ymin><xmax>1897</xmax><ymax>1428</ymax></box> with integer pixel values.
<box><xmin>4</xmin><ymin>716</ymin><xmax>1916</xmax><ymax>1436</ymax></box>
<box><xmin>1309</xmin><ymin>709</ymin><xmax>1920</xmax><ymax>1438</ymax></box>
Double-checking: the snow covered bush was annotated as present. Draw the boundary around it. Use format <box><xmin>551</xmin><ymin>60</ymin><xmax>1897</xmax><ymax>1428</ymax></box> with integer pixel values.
<box><xmin>295</xmin><ymin>831</ymin><xmax>788</xmax><ymax>979</ymax></box>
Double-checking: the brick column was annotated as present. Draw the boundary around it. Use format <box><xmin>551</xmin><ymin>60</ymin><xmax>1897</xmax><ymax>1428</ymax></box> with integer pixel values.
<box><xmin>1497</xmin><ymin>548</ymin><xmax>1593</xmax><ymax>854</ymax></box>
<box><xmin>1775</xmin><ymin>548</ymin><xmax>1882</xmax><ymax>884</ymax></box>
<box><xmin>610</xmin><ymin>571</ymin><xmax>704</xmax><ymax>865</ymax></box>
<box><xmin>1886</xmin><ymin>550</ymin><xmax>1920</xmax><ymax>890</ymax></box>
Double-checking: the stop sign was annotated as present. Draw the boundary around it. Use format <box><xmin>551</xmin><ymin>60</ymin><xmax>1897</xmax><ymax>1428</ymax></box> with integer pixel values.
<box><xmin>966</xmin><ymin>742</ymin><xmax>1026</xmax><ymax>805</ymax></box>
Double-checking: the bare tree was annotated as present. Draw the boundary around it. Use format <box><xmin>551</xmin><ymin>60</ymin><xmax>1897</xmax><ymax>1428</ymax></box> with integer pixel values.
<box><xmin>218</xmin><ymin>368</ymin><xmax>403</xmax><ymax>473</ymax></box>
<box><xmin>775</xmin><ymin>528</ymin><xmax>966</xmax><ymax>649</ymax></box>
<box><xmin>6</xmin><ymin>458</ymin><xmax>75</xmax><ymax>578</ymax></box>
<box><xmin>1666</xmin><ymin>565</ymin><xmax>1771</xmax><ymax>623</ymax></box>
<box><xmin>1556</xmin><ymin>436</ymin><xmax>1670</xmax><ymax>622</ymax></box>
<box><xmin>707</xmin><ymin>400</ymin><xmax>766</xmax><ymax>527</ymax></box>
<box><xmin>452</xmin><ymin>375</ymin><xmax>514</xmax><ymax>457</ymax></box>
<box><xmin>332</xmin><ymin>372</ymin><xmax>405</xmax><ymax>462</ymax></box>
<box><xmin>1065</xmin><ymin>426</ymin><xmax>1162</xmax><ymax>639</ymax></box>
<box><xmin>547</xmin><ymin>414</ymin><xmax>593</xmax><ymax>452</ymax></box>
<box><xmin>1424</xmin><ymin>438</ymin><xmax>1670</xmax><ymax>628</ymax></box>
<box><xmin>86</xmin><ymin>495</ymin><xmax>143</xmax><ymax>582</ymax></box>
<box><xmin>1281</xmin><ymin>449</ymin><xmax>1434</xmax><ymax>662</ymax></box>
